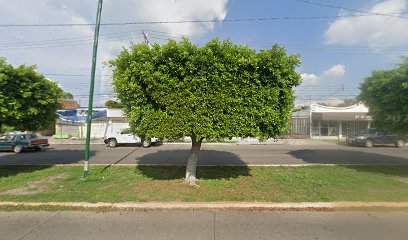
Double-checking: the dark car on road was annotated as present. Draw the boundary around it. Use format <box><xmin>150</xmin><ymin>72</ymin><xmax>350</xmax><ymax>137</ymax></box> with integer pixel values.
<box><xmin>347</xmin><ymin>128</ymin><xmax>405</xmax><ymax>148</ymax></box>
<box><xmin>0</xmin><ymin>132</ymin><xmax>49</xmax><ymax>153</ymax></box>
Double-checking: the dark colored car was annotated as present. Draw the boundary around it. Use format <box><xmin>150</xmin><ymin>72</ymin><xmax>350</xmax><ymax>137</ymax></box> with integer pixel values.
<box><xmin>0</xmin><ymin>132</ymin><xmax>49</xmax><ymax>153</ymax></box>
<box><xmin>347</xmin><ymin>128</ymin><xmax>405</xmax><ymax>148</ymax></box>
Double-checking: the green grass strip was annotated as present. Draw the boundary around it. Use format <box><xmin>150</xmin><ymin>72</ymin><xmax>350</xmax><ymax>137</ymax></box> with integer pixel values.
<box><xmin>0</xmin><ymin>165</ymin><xmax>408</xmax><ymax>203</ymax></box>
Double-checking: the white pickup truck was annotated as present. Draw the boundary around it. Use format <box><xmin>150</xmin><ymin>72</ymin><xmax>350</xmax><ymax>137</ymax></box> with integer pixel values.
<box><xmin>103</xmin><ymin>122</ymin><xmax>158</xmax><ymax>148</ymax></box>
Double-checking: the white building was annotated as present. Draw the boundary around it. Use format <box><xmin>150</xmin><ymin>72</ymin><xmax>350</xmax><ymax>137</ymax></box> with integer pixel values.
<box><xmin>310</xmin><ymin>103</ymin><xmax>372</xmax><ymax>139</ymax></box>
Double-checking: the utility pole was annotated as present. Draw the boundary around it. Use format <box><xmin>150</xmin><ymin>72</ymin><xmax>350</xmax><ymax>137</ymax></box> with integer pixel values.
<box><xmin>84</xmin><ymin>0</ymin><xmax>104</xmax><ymax>178</ymax></box>
<box><xmin>142</xmin><ymin>31</ymin><xmax>150</xmax><ymax>45</ymax></box>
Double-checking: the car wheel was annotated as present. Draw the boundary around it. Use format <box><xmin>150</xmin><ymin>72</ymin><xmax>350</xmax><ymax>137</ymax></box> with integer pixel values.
<box><xmin>13</xmin><ymin>145</ymin><xmax>24</xmax><ymax>153</ymax></box>
<box><xmin>34</xmin><ymin>147</ymin><xmax>41</xmax><ymax>152</ymax></box>
<box><xmin>395</xmin><ymin>140</ymin><xmax>404</xmax><ymax>148</ymax></box>
<box><xmin>142</xmin><ymin>140</ymin><xmax>152</xmax><ymax>148</ymax></box>
<box><xmin>108</xmin><ymin>139</ymin><xmax>118</xmax><ymax>148</ymax></box>
<box><xmin>364</xmin><ymin>140</ymin><xmax>373</xmax><ymax>148</ymax></box>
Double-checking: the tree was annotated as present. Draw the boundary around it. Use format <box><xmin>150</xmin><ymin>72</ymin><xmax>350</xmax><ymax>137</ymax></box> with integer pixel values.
<box><xmin>317</xmin><ymin>99</ymin><xmax>359</xmax><ymax>107</ymax></box>
<box><xmin>334</xmin><ymin>99</ymin><xmax>359</xmax><ymax>108</ymax></box>
<box><xmin>62</xmin><ymin>91</ymin><xmax>74</xmax><ymax>100</ymax></box>
<box><xmin>105</xmin><ymin>100</ymin><xmax>123</xmax><ymax>109</ymax></box>
<box><xmin>0</xmin><ymin>58</ymin><xmax>63</xmax><ymax>133</ymax></box>
<box><xmin>110</xmin><ymin>39</ymin><xmax>301</xmax><ymax>184</ymax></box>
<box><xmin>358</xmin><ymin>57</ymin><xmax>408</xmax><ymax>135</ymax></box>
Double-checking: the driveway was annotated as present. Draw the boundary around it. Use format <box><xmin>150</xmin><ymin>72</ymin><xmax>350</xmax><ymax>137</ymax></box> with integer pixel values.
<box><xmin>0</xmin><ymin>143</ymin><xmax>407</xmax><ymax>166</ymax></box>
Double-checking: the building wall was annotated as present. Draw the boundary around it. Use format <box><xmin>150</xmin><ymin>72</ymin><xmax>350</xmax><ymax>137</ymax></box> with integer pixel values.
<box><xmin>55</xmin><ymin>120</ymin><xmax>109</xmax><ymax>139</ymax></box>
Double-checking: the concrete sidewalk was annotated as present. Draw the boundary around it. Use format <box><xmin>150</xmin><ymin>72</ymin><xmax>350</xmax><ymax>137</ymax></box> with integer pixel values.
<box><xmin>2</xmin><ymin>207</ymin><xmax>408</xmax><ymax>240</ymax></box>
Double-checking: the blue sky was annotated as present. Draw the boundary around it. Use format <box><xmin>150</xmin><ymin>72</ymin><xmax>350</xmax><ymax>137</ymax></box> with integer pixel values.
<box><xmin>1</xmin><ymin>0</ymin><xmax>407</xmax><ymax>106</ymax></box>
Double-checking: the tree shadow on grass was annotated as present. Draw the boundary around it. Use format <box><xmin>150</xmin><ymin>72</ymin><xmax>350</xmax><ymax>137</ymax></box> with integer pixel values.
<box><xmin>289</xmin><ymin>149</ymin><xmax>408</xmax><ymax>177</ymax></box>
<box><xmin>135</xmin><ymin>150</ymin><xmax>250</xmax><ymax>180</ymax></box>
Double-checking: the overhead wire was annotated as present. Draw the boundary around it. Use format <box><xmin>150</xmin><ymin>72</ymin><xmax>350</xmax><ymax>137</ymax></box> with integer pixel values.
<box><xmin>0</xmin><ymin>13</ymin><xmax>406</xmax><ymax>28</ymax></box>
<box><xmin>292</xmin><ymin>0</ymin><xmax>408</xmax><ymax>19</ymax></box>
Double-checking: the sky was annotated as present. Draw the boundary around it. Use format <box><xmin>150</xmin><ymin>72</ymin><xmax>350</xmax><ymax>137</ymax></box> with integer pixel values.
<box><xmin>1</xmin><ymin>0</ymin><xmax>407</xmax><ymax>107</ymax></box>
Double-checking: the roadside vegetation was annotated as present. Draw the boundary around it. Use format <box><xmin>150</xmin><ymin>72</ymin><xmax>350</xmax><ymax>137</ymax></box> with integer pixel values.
<box><xmin>110</xmin><ymin>39</ymin><xmax>301</xmax><ymax>184</ymax></box>
<box><xmin>1</xmin><ymin>165</ymin><xmax>408</xmax><ymax>203</ymax></box>
<box><xmin>0</xmin><ymin>58</ymin><xmax>64</xmax><ymax>133</ymax></box>
<box><xmin>359</xmin><ymin>57</ymin><xmax>408</xmax><ymax>136</ymax></box>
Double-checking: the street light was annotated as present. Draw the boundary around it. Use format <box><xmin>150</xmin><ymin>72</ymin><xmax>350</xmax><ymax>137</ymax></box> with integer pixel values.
<box><xmin>84</xmin><ymin>0</ymin><xmax>104</xmax><ymax>177</ymax></box>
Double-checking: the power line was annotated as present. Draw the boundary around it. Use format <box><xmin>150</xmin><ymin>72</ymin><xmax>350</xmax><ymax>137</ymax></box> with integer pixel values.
<box><xmin>1</xmin><ymin>27</ymin><xmax>406</xmax><ymax>53</ymax></box>
<box><xmin>0</xmin><ymin>29</ymin><xmax>147</xmax><ymax>47</ymax></box>
<box><xmin>44</xmin><ymin>73</ymin><xmax>113</xmax><ymax>77</ymax></box>
<box><xmin>293</xmin><ymin>0</ymin><xmax>408</xmax><ymax>20</ymax></box>
<box><xmin>0</xmin><ymin>14</ymin><xmax>402</xmax><ymax>28</ymax></box>
<box><xmin>0</xmin><ymin>29</ymin><xmax>188</xmax><ymax>50</ymax></box>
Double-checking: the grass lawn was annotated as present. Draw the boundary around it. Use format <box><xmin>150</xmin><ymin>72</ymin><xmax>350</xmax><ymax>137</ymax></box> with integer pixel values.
<box><xmin>0</xmin><ymin>165</ymin><xmax>408</xmax><ymax>203</ymax></box>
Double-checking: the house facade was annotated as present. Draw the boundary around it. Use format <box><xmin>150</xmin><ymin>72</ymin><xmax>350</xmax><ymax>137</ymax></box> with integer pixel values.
<box><xmin>310</xmin><ymin>103</ymin><xmax>372</xmax><ymax>139</ymax></box>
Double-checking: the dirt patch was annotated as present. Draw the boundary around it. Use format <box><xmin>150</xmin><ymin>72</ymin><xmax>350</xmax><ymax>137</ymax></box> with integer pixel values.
<box><xmin>396</xmin><ymin>177</ymin><xmax>408</xmax><ymax>184</ymax></box>
<box><xmin>0</xmin><ymin>174</ymin><xmax>69</xmax><ymax>196</ymax></box>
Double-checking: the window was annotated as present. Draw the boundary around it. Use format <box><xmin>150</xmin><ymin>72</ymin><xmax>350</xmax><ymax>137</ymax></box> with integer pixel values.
<box><xmin>0</xmin><ymin>135</ymin><xmax>16</xmax><ymax>141</ymax></box>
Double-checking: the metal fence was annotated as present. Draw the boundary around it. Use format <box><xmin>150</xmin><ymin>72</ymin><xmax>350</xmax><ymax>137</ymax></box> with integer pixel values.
<box><xmin>289</xmin><ymin>117</ymin><xmax>310</xmax><ymax>138</ymax></box>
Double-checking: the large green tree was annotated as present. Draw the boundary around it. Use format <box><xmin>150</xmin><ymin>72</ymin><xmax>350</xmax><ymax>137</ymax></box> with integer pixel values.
<box><xmin>359</xmin><ymin>58</ymin><xmax>408</xmax><ymax>135</ymax></box>
<box><xmin>110</xmin><ymin>39</ymin><xmax>301</xmax><ymax>184</ymax></box>
<box><xmin>105</xmin><ymin>100</ymin><xmax>123</xmax><ymax>109</ymax></box>
<box><xmin>0</xmin><ymin>58</ymin><xmax>63</xmax><ymax>132</ymax></box>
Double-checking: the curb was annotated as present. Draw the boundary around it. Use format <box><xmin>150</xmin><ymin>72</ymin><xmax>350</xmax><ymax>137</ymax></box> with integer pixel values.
<box><xmin>1</xmin><ymin>202</ymin><xmax>408</xmax><ymax>211</ymax></box>
<box><xmin>3</xmin><ymin>163</ymin><xmax>408</xmax><ymax>167</ymax></box>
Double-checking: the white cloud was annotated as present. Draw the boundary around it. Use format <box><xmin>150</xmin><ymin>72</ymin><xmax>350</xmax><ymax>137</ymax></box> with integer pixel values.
<box><xmin>0</xmin><ymin>0</ymin><xmax>229</xmax><ymax>106</ymax></box>
<box><xmin>325</xmin><ymin>0</ymin><xmax>408</xmax><ymax>50</ymax></box>
<box><xmin>300</xmin><ymin>64</ymin><xmax>346</xmax><ymax>86</ymax></box>
<box><xmin>300</xmin><ymin>73</ymin><xmax>319</xmax><ymax>85</ymax></box>
<box><xmin>323</xmin><ymin>64</ymin><xmax>346</xmax><ymax>78</ymax></box>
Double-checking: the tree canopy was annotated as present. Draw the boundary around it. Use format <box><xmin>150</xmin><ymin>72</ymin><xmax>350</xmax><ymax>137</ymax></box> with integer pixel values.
<box><xmin>0</xmin><ymin>58</ymin><xmax>63</xmax><ymax>132</ymax></box>
<box><xmin>62</xmin><ymin>91</ymin><xmax>74</xmax><ymax>100</ymax></box>
<box><xmin>110</xmin><ymin>39</ymin><xmax>301</xmax><ymax>183</ymax></box>
<box><xmin>105</xmin><ymin>100</ymin><xmax>123</xmax><ymax>109</ymax></box>
<box><xmin>358</xmin><ymin>57</ymin><xmax>408</xmax><ymax>135</ymax></box>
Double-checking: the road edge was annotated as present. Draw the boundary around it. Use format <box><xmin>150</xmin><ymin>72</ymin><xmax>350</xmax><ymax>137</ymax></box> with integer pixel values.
<box><xmin>1</xmin><ymin>201</ymin><xmax>408</xmax><ymax>211</ymax></box>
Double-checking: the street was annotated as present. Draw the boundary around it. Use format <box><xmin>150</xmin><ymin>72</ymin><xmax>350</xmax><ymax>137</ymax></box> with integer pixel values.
<box><xmin>1</xmin><ymin>210</ymin><xmax>408</xmax><ymax>240</ymax></box>
<box><xmin>0</xmin><ymin>143</ymin><xmax>407</xmax><ymax>166</ymax></box>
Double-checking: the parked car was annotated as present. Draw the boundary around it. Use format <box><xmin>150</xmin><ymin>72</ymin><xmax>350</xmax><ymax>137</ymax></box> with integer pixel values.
<box><xmin>103</xmin><ymin>125</ymin><xmax>158</xmax><ymax>148</ymax></box>
<box><xmin>0</xmin><ymin>132</ymin><xmax>49</xmax><ymax>153</ymax></box>
<box><xmin>347</xmin><ymin>128</ymin><xmax>405</xmax><ymax>148</ymax></box>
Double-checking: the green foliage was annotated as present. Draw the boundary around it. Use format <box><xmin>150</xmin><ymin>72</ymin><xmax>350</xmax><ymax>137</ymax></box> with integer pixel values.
<box><xmin>318</xmin><ymin>99</ymin><xmax>359</xmax><ymax>107</ymax></box>
<box><xmin>0</xmin><ymin>58</ymin><xmax>63</xmax><ymax>132</ymax></box>
<box><xmin>359</xmin><ymin>58</ymin><xmax>408</xmax><ymax>134</ymax></box>
<box><xmin>334</xmin><ymin>99</ymin><xmax>359</xmax><ymax>108</ymax></box>
<box><xmin>105</xmin><ymin>100</ymin><xmax>123</xmax><ymax>109</ymax></box>
<box><xmin>62</xmin><ymin>91</ymin><xmax>74</xmax><ymax>100</ymax></box>
<box><xmin>109</xmin><ymin>39</ymin><xmax>301</xmax><ymax>141</ymax></box>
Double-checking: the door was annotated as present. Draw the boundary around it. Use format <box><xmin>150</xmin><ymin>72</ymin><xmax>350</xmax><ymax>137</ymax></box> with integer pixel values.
<box><xmin>0</xmin><ymin>135</ymin><xmax>15</xmax><ymax>151</ymax></box>
<box><xmin>375</xmin><ymin>132</ymin><xmax>387</xmax><ymax>144</ymax></box>
<box><xmin>116</xmin><ymin>131</ymin><xmax>140</xmax><ymax>144</ymax></box>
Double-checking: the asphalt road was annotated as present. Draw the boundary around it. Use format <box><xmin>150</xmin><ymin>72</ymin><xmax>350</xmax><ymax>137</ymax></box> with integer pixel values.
<box><xmin>0</xmin><ymin>143</ymin><xmax>407</xmax><ymax>166</ymax></box>
<box><xmin>1</xmin><ymin>211</ymin><xmax>408</xmax><ymax>240</ymax></box>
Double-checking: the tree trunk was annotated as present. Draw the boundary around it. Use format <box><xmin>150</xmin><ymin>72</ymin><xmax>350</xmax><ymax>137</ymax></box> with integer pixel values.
<box><xmin>185</xmin><ymin>137</ymin><xmax>202</xmax><ymax>185</ymax></box>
